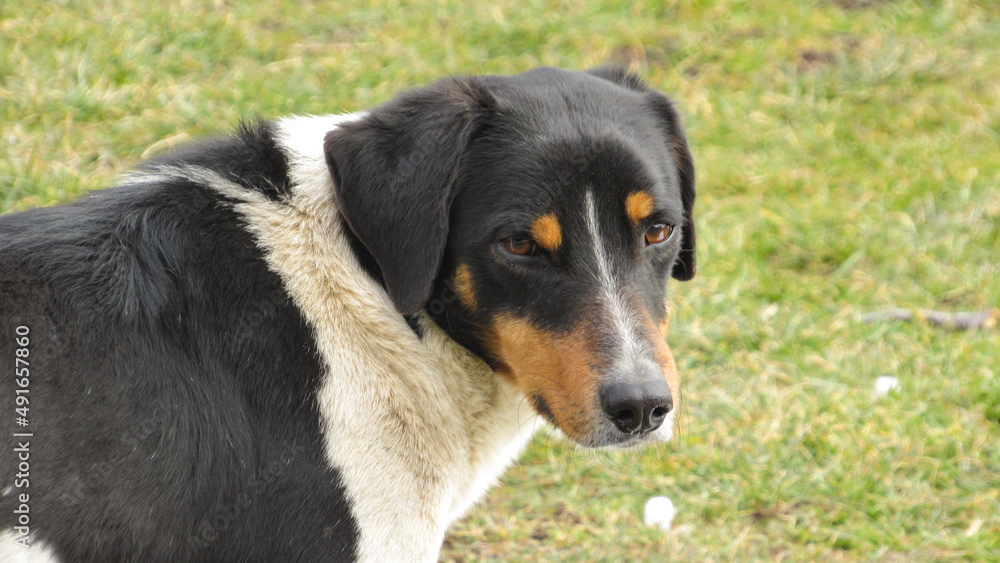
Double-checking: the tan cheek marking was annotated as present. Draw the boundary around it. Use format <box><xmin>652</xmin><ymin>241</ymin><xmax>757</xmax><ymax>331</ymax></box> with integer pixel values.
<box><xmin>644</xmin><ymin>314</ymin><xmax>680</xmax><ymax>408</ymax></box>
<box><xmin>625</xmin><ymin>191</ymin><xmax>655</xmax><ymax>226</ymax></box>
<box><xmin>485</xmin><ymin>315</ymin><xmax>600</xmax><ymax>441</ymax></box>
<box><xmin>530</xmin><ymin>213</ymin><xmax>562</xmax><ymax>253</ymax></box>
<box><xmin>453</xmin><ymin>264</ymin><xmax>477</xmax><ymax>313</ymax></box>
<box><xmin>658</xmin><ymin>302</ymin><xmax>671</xmax><ymax>338</ymax></box>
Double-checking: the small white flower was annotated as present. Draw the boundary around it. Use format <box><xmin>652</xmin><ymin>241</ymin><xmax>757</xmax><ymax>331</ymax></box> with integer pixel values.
<box><xmin>873</xmin><ymin>376</ymin><xmax>900</xmax><ymax>398</ymax></box>
<box><xmin>643</xmin><ymin>496</ymin><xmax>675</xmax><ymax>530</ymax></box>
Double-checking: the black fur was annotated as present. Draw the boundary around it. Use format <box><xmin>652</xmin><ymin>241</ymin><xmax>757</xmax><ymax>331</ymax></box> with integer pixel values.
<box><xmin>144</xmin><ymin>119</ymin><xmax>293</xmax><ymax>200</ymax></box>
<box><xmin>586</xmin><ymin>65</ymin><xmax>697</xmax><ymax>280</ymax></box>
<box><xmin>324</xmin><ymin>78</ymin><xmax>496</xmax><ymax>315</ymax></box>
<box><xmin>1</xmin><ymin>128</ymin><xmax>357</xmax><ymax>562</ymax></box>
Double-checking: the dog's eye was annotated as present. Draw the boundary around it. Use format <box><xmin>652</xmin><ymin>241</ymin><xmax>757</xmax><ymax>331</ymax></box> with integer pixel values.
<box><xmin>501</xmin><ymin>237</ymin><xmax>538</xmax><ymax>257</ymax></box>
<box><xmin>645</xmin><ymin>224</ymin><xmax>674</xmax><ymax>246</ymax></box>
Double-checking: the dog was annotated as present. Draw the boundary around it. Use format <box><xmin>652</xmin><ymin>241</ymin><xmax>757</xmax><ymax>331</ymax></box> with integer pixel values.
<box><xmin>0</xmin><ymin>66</ymin><xmax>695</xmax><ymax>562</ymax></box>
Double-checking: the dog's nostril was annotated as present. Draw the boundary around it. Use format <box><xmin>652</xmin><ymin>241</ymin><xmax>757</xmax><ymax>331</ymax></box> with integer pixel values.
<box><xmin>611</xmin><ymin>409</ymin><xmax>640</xmax><ymax>434</ymax></box>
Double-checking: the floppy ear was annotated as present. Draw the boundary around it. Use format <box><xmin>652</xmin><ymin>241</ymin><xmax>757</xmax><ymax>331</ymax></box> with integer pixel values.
<box><xmin>324</xmin><ymin>78</ymin><xmax>494</xmax><ymax>314</ymax></box>
<box><xmin>586</xmin><ymin>66</ymin><xmax>697</xmax><ymax>280</ymax></box>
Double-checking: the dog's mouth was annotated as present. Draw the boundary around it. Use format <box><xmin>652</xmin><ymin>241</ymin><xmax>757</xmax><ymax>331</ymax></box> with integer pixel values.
<box><xmin>485</xmin><ymin>313</ymin><xmax>679</xmax><ymax>448</ymax></box>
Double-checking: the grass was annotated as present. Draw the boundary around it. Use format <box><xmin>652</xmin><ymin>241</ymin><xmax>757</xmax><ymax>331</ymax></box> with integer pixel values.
<box><xmin>3</xmin><ymin>0</ymin><xmax>999</xmax><ymax>560</ymax></box>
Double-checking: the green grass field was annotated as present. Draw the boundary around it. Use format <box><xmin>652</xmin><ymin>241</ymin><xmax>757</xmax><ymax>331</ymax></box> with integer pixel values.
<box><xmin>3</xmin><ymin>0</ymin><xmax>999</xmax><ymax>560</ymax></box>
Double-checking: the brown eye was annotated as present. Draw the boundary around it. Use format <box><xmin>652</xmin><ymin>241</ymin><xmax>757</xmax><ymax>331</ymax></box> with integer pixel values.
<box><xmin>645</xmin><ymin>224</ymin><xmax>673</xmax><ymax>245</ymax></box>
<box><xmin>501</xmin><ymin>237</ymin><xmax>537</xmax><ymax>256</ymax></box>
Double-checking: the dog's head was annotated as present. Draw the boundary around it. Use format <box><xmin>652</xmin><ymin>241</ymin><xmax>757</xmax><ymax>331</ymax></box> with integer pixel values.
<box><xmin>324</xmin><ymin>67</ymin><xmax>695</xmax><ymax>448</ymax></box>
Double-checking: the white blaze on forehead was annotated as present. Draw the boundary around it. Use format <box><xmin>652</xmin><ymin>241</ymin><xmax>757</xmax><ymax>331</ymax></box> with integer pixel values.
<box><xmin>583</xmin><ymin>190</ymin><xmax>649</xmax><ymax>369</ymax></box>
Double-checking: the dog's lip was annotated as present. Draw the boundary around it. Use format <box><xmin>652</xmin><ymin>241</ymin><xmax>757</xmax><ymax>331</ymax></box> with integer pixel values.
<box><xmin>582</xmin><ymin>433</ymin><xmax>646</xmax><ymax>450</ymax></box>
<box><xmin>607</xmin><ymin>434</ymin><xmax>646</xmax><ymax>448</ymax></box>
<box><xmin>569</xmin><ymin>414</ymin><xmax>674</xmax><ymax>449</ymax></box>
<box><xmin>558</xmin><ymin>424</ymin><xmax>647</xmax><ymax>449</ymax></box>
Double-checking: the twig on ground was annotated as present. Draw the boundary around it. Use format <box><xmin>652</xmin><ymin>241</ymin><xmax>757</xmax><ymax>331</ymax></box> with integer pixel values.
<box><xmin>859</xmin><ymin>308</ymin><xmax>999</xmax><ymax>330</ymax></box>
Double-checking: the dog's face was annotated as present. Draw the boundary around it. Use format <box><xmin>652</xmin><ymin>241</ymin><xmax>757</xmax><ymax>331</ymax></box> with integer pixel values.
<box><xmin>325</xmin><ymin>67</ymin><xmax>695</xmax><ymax>448</ymax></box>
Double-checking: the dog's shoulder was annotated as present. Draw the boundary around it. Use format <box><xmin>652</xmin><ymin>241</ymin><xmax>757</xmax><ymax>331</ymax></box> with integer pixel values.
<box><xmin>140</xmin><ymin>118</ymin><xmax>293</xmax><ymax>200</ymax></box>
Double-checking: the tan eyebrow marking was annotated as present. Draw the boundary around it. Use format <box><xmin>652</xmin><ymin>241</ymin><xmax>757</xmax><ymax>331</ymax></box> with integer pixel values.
<box><xmin>530</xmin><ymin>212</ymin><xmax>562</xmax><ymax>253</ymax></box>
<box><xmin>454</xmin><ymin>263</ymin><xmax>477</xmax><ymax>312</ymax></box>
<box><xmin>625</xmin><ymin>191</ymin><xmax>655</xmax><ymax>226</ymax></box>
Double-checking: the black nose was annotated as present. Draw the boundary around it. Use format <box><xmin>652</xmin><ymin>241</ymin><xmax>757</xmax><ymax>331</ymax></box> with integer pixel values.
<box><xmin>599</xmin><ymin>379</ymin><xmax>672</xmax><ymax>435</ymax></box>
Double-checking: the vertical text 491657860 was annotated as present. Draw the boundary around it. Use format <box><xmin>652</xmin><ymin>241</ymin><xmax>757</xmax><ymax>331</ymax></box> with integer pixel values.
<box><xmin>12</xmin><ymin>325</ymin><xmax>32</xmax><ymax>547</ymax></box>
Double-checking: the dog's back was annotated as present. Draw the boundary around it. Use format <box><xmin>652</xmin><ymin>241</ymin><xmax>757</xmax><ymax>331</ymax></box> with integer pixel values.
<box><xmin>0</xmin><ymin>124</ymin><xmax>359</xmax><ymax>561</ymax></box>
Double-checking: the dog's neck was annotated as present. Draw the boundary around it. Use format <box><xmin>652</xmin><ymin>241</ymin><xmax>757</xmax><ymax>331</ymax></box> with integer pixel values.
<box><xmin>201</xmin><ymin>114</ymin><xmax>540</xmax><ymax>561</ymax></box>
